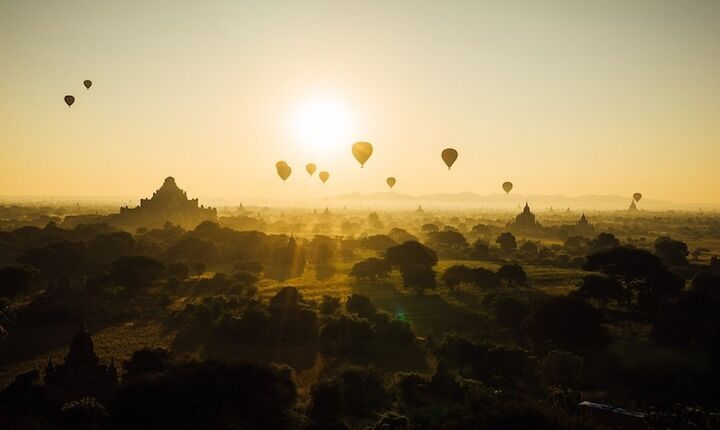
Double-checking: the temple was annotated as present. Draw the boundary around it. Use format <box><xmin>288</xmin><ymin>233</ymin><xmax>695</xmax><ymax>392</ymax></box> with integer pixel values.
<box><xmin>508</xmin><ymin>202</ymin><xmax>543</xmax><ymax>232</ymax></box>
<box><xmin>560</xmin><ymin>213</ymin><xmax>596</xmax><ymax>237</ymax></box>
<box><xmin>110</xmin><ymin>177</ymin><xmax>217</xmax><ymax>229</ymax></box>
<box><xmin>44</xmin><ymin>322</ymin><xmax>117</xmax><ymax>404</ymax></box>
<box><xmin>628</xmin><ymin>200</ymin><xmax>639</xmax><ymax>212</ymax></box>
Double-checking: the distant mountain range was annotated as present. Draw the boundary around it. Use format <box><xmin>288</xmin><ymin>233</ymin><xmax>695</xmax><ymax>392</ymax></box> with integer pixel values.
<box><xmin>326</xmin><ymin>192</ymin><xmax>718</xmax><ymax>211</ymax></box>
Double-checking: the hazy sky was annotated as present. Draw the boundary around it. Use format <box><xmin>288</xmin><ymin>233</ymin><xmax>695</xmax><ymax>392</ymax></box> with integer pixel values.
<box><xmin>1</xmin><ymin>1</ymin><xmax>719</xmax><ymax>204</ymax></box>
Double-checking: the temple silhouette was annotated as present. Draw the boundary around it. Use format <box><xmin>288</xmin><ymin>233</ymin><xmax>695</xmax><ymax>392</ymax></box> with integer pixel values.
<box><xmin>44</xmin><ymin>322</ymin><xmax>117</xmax><ymax>404</ymax></box>
<box><xmin>61</xmin><ymin>177</ymin><xmax>217</xmax><ymax>229</ymax></box>
<box><xmin>560</xmin><ymin>213</ymin><xmax>596</xmax><ymax>237</ymax></box>
<box><xmin>111</xmin><ymin>176</ymin><xmax>217</xmax><ymax>229</ymax></box>
<box><xmin>507</xmin><ymin>202</ymin><xmax>543</xmax><ymax>232</ymax></box>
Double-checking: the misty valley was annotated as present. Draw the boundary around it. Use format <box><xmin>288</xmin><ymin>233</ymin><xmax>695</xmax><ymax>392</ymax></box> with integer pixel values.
<box><xmin>1</xmin><ymin>178</ymin><xmax>719</xmax><ymax>429</ymax></box>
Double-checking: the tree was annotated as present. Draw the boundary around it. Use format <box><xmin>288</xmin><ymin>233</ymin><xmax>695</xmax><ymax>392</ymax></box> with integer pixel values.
<box><xmin>309</xmin><ymin>368</ymin><xmax>390</xmax><ymax>421</ymax></box>
<box><xmin>589</xmin><ymin>232</ymin><xmax>620</xmax><ymax>254</ymax></box>
<box><xmin>165</xmin><ymin>238</ymin><xmax>219</xmax><ymax>263</ymax></box>
<box><xmin>89</xmin><ymin>232</ymin><xmax>135</xmax><ymax>263</ymax></box>
<box><xmin>123</xmin><ymin>347</ymin><xmax>172</xmax><ymax>379</ymax></box>
<box><xmin>401</xmin><ymin>264</ymin><xmax>436</xmax><ymax>294</ymax></box>
<box><xmin>360</xmin><ymin>234</ymin><xmax>397</xmax><ymax>253</ymax></box>
<box><xmin>18</xmin><ymin>240</ymin><xmax>89</xmax><ymax>277</ymax></box>
<box><xmin>388</xmin><ymin>227</ymin><xmax>418</xmax><ymax>244</ymax></box>
<box><xmin>441</xmin><ymin>265</ymin><xmax>475</xmax><ymax>291</ymax></box>
<box><xmin>426</xmin><ymin>230</ymin><xmax>469</xmax><ymax>250</ymax></box>
<box><xmin>470</xmin><ymin>240</ymin><xmax>490</xmax><ymax>260</ymax></box>
<box><xmin>319</xmin><ymin>295</ymin><xmax>341</xmax><ymax>315</ymax></box>
<box><xmin>584</xmin><ymin>246</ymin><xmax>664</xmax><ymax>287</ymax></box>
<box><xmin>320</xmin><ymin>315</ymin><xmax>375</xmax><ymax>354</ymax></box>
<box><xmin>571</xmin><ymin>274</ymin><xmax>630</xmax><ymax>307</ymax></box>
<box><xmin>518</xmin><ymin>241</ymin><xmax>539</xmax><ymax>258</ymax></box>
<box><xmin>349</xmin><ymin>258</ymin><xmax>391</xmax><ymax>282</ymax></box>
<box><xmin>528</xmin><ymin>297</ymin><xmax>609</xmax><ymax>351</ymax></box>
<box><xmin>0</xmin><ymin>266</ymin><xmax>33</xmax><ymax>297</ymax></box>
<box><xmin>471</xmin><ymin>224</ymin><xmax>491</xmax><ymax>237</ymax></box>
<box><xmin>345</xmin><ymin>294</ymin><xmax>377</xmax><ymax>319</ymax></box>
<box><xmin>497</xmin><ymin>264</ymin><xmax>527</xmax><ymax>286</ymax></box>
<box><xmin>638</xmin><ymin>268</ymin><xmax>685</xmax><ymax>309</ymax></box>
<box><xmin>309</xmin><ymin>235</ymin><xmax>338</xmax><ymax>254</ymax></box>
<box><xmin>495</xmin><ymin>232</ymin><xmax>517</xmax><ymax>253</ymax></box>
<box><xmin>654</xmin><ymin>236</ymin><xmax>689</xmax><ymax>267</ymax></box>
<box><xmin>441</xmin><ymin>265</ymin><xmax>499</xmax><ymax>291</ymax></box>
<box><xmin>385</xmin><ymin>241</ymin><xmax>438</xmax><ymax>270</ymax></box>
<box><xmin>564</xmin><ymin>236</ymin><xmax>590</xmax><ymax>254</ymax></box>
<box><xmin>470</xmin><ymin>267</ymin><xmax>501</xmax><ymax>288</ymax></box>
<box><xmin>111</xmin><ymin>256</ymin><xmax>164</xmax><ymax>291</ymax></box>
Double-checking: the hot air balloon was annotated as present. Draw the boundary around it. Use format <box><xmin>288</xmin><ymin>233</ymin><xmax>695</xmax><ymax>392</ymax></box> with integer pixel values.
<box><xmin>83</xmin><ymin>80</ymin><xmax>92</xmax><ymax>90</ymax></box>
<box><xmin>306</xmin><ymin>163</ymin><xmax>317</xmax><ymax>176</ymax></box>
<box><xmin>276</xmin><ymin>163</ymin><xmax>292</xmax><ymax>182</ymax></box>
<box><xmin>441</xmin><ymin>148</ymin><xmax>458</xmax><ymax>170</ymax></box>
<box><xmin>319</xmin><ymin>171</ymin><xmax>330</xmax><ymax>183</ymax></box>
<box><xmin>386</xmin><ymin>177</ymin><xmax>396</xmax><ymax>189</ymax></box>
<box><xmin>352</xmin><ymin>142</ymin><xmax>373</xmax><ymax>167</ymax></box>
<box><xmin>633</xmin><ymin>193</ymin><xmax>642</xmax><ymax>202</ymax></box>
<box><xmin>64</xmin><ymin>95</ymin><xmax>75</xmax><ymax>107</ymax></box>
<box><xmin>502</xmin><ymin>182</ymin><xmax>513</xmax><ymax>194</ymax></box>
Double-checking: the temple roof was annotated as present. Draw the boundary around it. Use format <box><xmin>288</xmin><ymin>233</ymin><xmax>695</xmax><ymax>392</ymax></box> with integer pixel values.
<box><xmin>66</xmin><ymin>321</ymin><xmax>99</xmax><ymax>367</ymax></box>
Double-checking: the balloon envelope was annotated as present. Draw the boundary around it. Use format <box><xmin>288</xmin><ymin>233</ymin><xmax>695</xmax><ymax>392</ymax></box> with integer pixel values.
<box><xmin>441</xmin><ymin>148</ymin><xmax>458</xmax><ymax>169</ymax></box>
<box><xmin>306</xmin><ymin>163</ymin><xmax>317</xmax><ymax>176</ymax></box>
<box><xmin>352</xmin><ymin>142</ymin><xmax>373</xmax><ymax>167</ymax></box>
<box><xmin>64</xmin><ymin>95</ymin><xmax>75</xmax><ymax>107</ymax></box>
<box><xmin>386</xmin><ymin>177</ymin><xmax>396</xmax><ymax>189</ymax></box>
<box><xmin>502</xmin><ymin>182</ymin><xmax>513</xmax><ymax>194</ymax></box>
<box><xmin>319</xmin><ymin>171</ymin><xmax>330</xmax><ymax>183</ymax></box>
<box><xmin>83</xmin><ymin>80</ymin><xmax>92</xmax><ymax>90</ymax></box>
<box><xmin>276</xmin><ymin>161</ymin><xmax>288</xmax><ymax>170</ymax></box>
<box><xmin>633</xmin><ymin>193</ymin><xmax>642</xmax><ymax>202</ymax></box>
<box><xmin>276</xmin><ymin>164</ymin><xmax>291</xmax><ymax>182</ymax></box>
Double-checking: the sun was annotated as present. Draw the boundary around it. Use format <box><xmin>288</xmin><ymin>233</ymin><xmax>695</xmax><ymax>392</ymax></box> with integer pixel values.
<box><xmin>291</xmin><ymin>98</ymin><xmax>354</xmax><ymax>153</ymax></box>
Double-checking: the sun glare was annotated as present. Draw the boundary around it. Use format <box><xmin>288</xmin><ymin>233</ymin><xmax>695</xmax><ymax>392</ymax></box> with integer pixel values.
<box><xmin>291</xmin><ymin>99</ymin><xmax>354</xmax><ymax>153</ymax></box>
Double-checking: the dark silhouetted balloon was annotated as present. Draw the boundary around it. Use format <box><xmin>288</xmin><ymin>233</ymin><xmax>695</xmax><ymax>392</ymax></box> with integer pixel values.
<box><xmin>352</xmin><ymin>142</ymin><xmax>373</xmax><ymax>167</ymax></box>
<box><xmin>276</xmin><ymin>163</ymin><xmax>291</xmax><ymax>182</ymax></box>
<box><xmin>386</xmin><ymin>177</ymin><xmax>396</xmax><ymax>189</ymax></box>
<box><xmin>633</xmin><ymin>193</ymin><xmax>642</xmax><ymax>202</ymax></box>
<box><xmin>306</xmin><ymin>163</ymin><xmax>317</xmax><ymax>176</ymax></box>
<box><xmin>64</xmin><ymin>95</ymin><xmax>75</xmax><ymax>107</ymax></box>
<box><xmin>502</xmin><ymin>182</ymin><xmax>513</xmax><ymax>194</ymax></box>
<box><xmin>83</xmin><ymin>80</ymin><xmax>92</xmax><ymax>90</ymax></box>
<box><xmin>319</xmin><ymin>171</ymin><xmax>329</xmax><ymax>183</ymax></box>
<box><xmin>441</xmin><ymin>148</ymin><xmax>458</xmax><ymax>170</ymax></box>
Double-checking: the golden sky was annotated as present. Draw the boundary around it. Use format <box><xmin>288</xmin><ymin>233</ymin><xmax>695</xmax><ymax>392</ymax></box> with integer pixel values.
<box><xmin>1</xmin><ymin>1</ymin><xmax>719</xmax><ymax>204</ymax></box>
